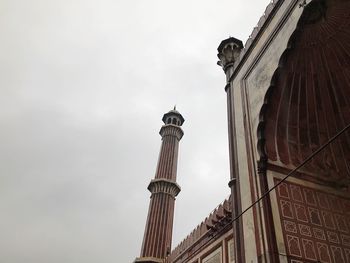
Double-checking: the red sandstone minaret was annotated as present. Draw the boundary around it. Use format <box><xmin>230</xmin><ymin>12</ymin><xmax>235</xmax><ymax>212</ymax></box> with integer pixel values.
<box><xmin>134</xmin><ymin>108</ymin><xmax>184</xmax><ymax>263</ymax></box>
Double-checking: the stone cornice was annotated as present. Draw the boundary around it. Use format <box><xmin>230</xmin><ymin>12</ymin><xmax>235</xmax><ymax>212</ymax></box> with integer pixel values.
<box><xmin>147</xmin><ymin>179</ymin><xmax>181</xmax><ymax>198</ymax></box>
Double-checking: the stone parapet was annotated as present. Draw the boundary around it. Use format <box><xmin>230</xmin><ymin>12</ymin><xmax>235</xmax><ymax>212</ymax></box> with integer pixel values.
<box><xmin>217</xmin><ymin>0</ymin><xmax>282</xmax><ymax>81</ymax></box>
<box><xmin>166</xmin><ymin>197</ymin><xmax>232</xmax><ymax>262</ymax></box>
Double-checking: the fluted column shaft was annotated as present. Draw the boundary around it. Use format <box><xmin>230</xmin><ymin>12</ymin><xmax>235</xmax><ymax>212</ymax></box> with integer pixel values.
<box><xmin>155</xmin><ymin>125</ymin><xmax>182</xmax><ymax>181</ymax></box>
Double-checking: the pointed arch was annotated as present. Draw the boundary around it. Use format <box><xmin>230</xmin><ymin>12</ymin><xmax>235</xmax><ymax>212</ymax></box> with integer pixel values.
<box><xmin>257</xmin><ymin>0</ymin><xmax>350</xmax><ymax>184</ymax></box>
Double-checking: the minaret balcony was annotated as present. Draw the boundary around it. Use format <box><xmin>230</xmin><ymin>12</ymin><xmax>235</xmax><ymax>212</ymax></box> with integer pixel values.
<box><xmin>147</xmin><ymin>178</ymin><xmax>181</xmax><ymax>198</ymax></box>
<box><xmin>159</xmin><ymin>125</ymin><xmax>184</xmax><ymax>140</ymax></box>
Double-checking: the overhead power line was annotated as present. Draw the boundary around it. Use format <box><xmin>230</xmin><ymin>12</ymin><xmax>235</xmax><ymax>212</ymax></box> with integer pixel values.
<box><xmin>174</xmin><ymin>122</ymin><xmax>350</xmax><ymax>262</ymax></box>
<box><xmin>234</xmin><ymin>122</ymin><xmax>350</xmax><ymax>223</ymax></box>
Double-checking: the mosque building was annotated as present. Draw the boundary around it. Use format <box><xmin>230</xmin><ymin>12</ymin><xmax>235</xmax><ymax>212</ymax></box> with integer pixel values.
<box><xmin>135</xmin><ymin>0</ymin><xmax>350</xmax><ymax>262</ymax></box>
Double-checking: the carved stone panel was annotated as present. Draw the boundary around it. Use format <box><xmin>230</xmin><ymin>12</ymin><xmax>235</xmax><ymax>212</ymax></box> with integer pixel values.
<box><xmin>275</xmin><ymin>179</ymin><xmax>350</xmax><ymax>262</ymax></box>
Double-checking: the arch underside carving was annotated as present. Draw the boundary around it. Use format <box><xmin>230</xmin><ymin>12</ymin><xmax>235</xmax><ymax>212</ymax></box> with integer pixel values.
<box><xmin>260</xmin><ymin>0</ymin><xmax>350</xmax><ymax>186</ymax></box>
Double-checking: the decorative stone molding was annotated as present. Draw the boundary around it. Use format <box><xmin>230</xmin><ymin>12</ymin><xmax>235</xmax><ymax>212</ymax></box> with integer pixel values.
<box><xmin>159</xmin><ymin>125</ymin><xmax>184</xmax><ymax>140</ymax></box>
<box><xmin>148</xmin><ymin>179</ymin><xmax>181</xmax><ymax>198</ymax></box>
<box><xmin>228</xmin><ymin>178</ymin><xmax>237</xmax><ymax>188</ymax></box>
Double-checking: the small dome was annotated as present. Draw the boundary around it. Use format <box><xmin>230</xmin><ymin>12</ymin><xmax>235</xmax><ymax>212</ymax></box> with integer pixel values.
<box><xmin>162</xmin><ymin>107</ymin><xmax>185</xmax><ymax>126</ymax></box>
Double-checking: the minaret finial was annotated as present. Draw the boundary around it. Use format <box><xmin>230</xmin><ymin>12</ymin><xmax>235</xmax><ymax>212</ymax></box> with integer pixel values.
<box><xmin>174</xmin><ymin>105</ymin><xmax>176</xmax><ymax>110</ymax></box>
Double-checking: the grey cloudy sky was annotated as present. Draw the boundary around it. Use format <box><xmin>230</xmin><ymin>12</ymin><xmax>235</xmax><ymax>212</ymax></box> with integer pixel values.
<box><xmin>0</xmin><ymin>0</ymin><xmax>270</xmax><ymax>262</ymax></box>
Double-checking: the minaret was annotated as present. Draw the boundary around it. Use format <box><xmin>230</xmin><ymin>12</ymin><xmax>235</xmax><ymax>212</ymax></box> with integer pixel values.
<box><xmin>135</xmin><ymin>108</ymin><xmax>184</xmax><ymax>263</ymax></box>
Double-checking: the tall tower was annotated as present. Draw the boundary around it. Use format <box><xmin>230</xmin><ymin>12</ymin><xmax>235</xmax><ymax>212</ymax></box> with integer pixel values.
<box><xmin>135</xmin><ymin>108</ymin><xmax>184</xmax><ymax>263</ymax></box>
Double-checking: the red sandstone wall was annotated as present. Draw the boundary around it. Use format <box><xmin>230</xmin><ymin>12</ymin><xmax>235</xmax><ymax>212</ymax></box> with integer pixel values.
<box><xmin>275</xmin><ymin>179</ymin><xmax>350</xmax><ymax>262</ymax></box>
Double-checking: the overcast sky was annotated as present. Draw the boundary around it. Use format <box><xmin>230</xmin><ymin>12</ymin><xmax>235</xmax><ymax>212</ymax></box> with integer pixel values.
<box><xmin>0</xmin><ymin>0</ymin><xmax>271</xmax><ymax>262</ymax></box>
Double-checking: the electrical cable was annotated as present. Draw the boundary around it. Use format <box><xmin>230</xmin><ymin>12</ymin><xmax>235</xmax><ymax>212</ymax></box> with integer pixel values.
<box><xmin>232</xmin><ymin>122</ymin><xmax>350</xmax><ymax>223</ymax></box>
<box><xmin>172</xmin><ymin>122</ymin><xmax>350</xmax><ymax>263</ymax></box>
